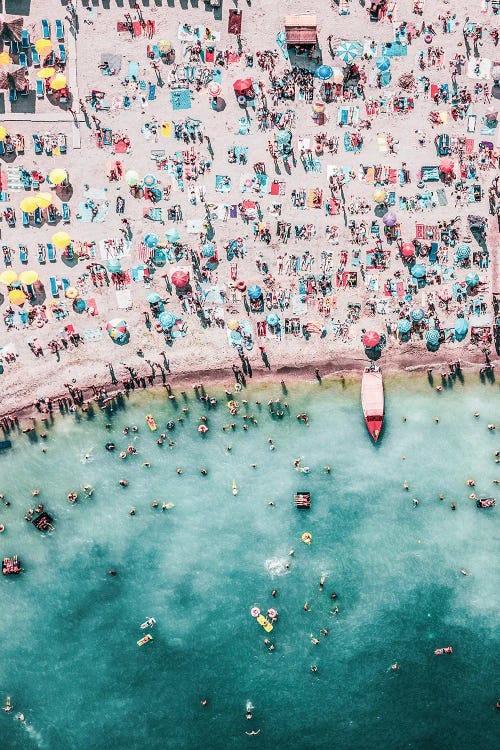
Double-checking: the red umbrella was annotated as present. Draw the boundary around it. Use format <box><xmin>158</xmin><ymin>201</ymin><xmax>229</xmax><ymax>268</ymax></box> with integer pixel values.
<box><xmin>171</xmin><ymin>270</ymin><xmax>189</xmax><ymax>288</ymax></box>
<box><xmin>363</xmin><ymin>331</ymin><xmax>380</xmax><ymax>348</ymax></box>
<box><xmin>233</xmin><ymin>78</ymin><xmax>253</xmax><ymax>94</ymax></box>
<box><xmin>439</xmin><ymin>157</ymin><xmax>454</xmax><ymax>174</ymax></box>
<box><xmin>401</xmin><ymin>242</ymin><xmax>415</xmax><ymax>258</ymax></box>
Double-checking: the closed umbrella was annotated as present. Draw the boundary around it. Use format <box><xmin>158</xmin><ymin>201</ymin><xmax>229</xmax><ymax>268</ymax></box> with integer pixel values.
<box><xmin>233</xmin><ymin>78</ymin><xmax>253</xmax><ymax>94</ymax></box>
<box><xmin>401</xmin><ymin>242</ymin><xmax>415</xmax><ymax>258</ymax></box>
<box><xmin>51</xmin><ymin>231</ymin><xmax>71</xmax><ymax>248</ymax></box>
<box><xmin>49</xmin><ymin>74</ymin><xmax>67</xmax><ymax>91</ymax></box>
<box><xmin>48</xmin><ymin>168</ymin><xmax>68</xmax><ymax>185</ymax></box>
<box><xmin>165</xmin><ymin>227</ymin><xmax>180</xmax><ymax>243</ymax></box>
<box><xmin>20</xmin><ymin>196</ymin><xmax>39</xmax><ymax>213</ymax></box>
<box><xmin>316</xmin><ymin>65</ymin><xmax>333</xmax><ymax>80</ymax></box>
<box><xmin>0</xmin><ymin>270</ymin><xmax>18</xmax><ymax>285</ymax></box>
<box><xmin>454</xmin><ymin>318</ymin><xmax>469</xmax><ymax>338</ymax></box>
<box><xmin>8</xmin><ymin>289</ymin><xmax>26</xmax><ymax>305</ymax></box>
<box><xmin>159</xmin><ymin>311</ymin><xmax>176</xmax><ymax>329</ymax></box>
<box><xmin>34</xmin><ymin>38</ymin><xmax>52</xmax><ymax>55</ymax></box>
<box><xmin>337</xmin><ymin>41</ymin><xmax>362</xmax><ymax>64</ymax></box>
<box><xmin>35</xmin><ymin>192</ymin><xmax>52</xmax><ymax>209</ymax></box>
<box><xmin>456</xmin><ymin>243</ymin><xmax>470</xmax><ymax>260</ymax></box>
<box><xmin>465</xmin><ymin>272</ymin><xmax>480</xmax><ymax>288</ymax></box>
<box><xmin>382</xmin><ymin>211</ymin><xmax>397</xmax><ymax>227</ymax></box>
<box><xmin>362</xmin><ymin>330</ymin><xmax>380</xmax><ymax>347</ymax></box>
<box><xmin>171</xmin><ymin>270</ymin><xmax>189</xmax><ymax>288</ymax></box>
<box><xmin>376</xmin><ymin>56</ymin><xmax>391</xmax><ymax>71</ymax></box>
<box><xmin>124</xmin><ymin>170</ymin><xmax>140</xmax><ymax>186</ymax></box>
<box><xmin>144</xmin><ymin>233</ymin><xmax>158</xmax><ymax>248</ymax></box>
<box><xmin>266</xmin><ymin>313</ymin><xmax>280</xmax><ymax>327</ymax></box>
<box><xmin>37</xmin><ymin>67</ymin><xmax>55</xmax><ymax>79</ymax></box>
<box><xmin>373</xmin><ymin>188</ymin><xmax>386</xmax><ymax>203</ymax></box>
<box><xmin>19</xmin><ymin>270</ymin><xmax>39</xmax><ymax>285</ymax></box>
<box><xmin>410</xmin><ymin>307</ymin><xmax>425</xmax><ymax>322</ymax></box>
<box><xmin>397</xmin><ymin>319</ymin><xmax>412</xmax><ymax>334</ymax></box>
<box><xmin>425</xmin><ymin>328</ymin><xmax>440</xmax><ymax>346</ymax></box>
<box><xmin>248</xmin><ymin>285</ymin><xmax>262</xmax><ymax>299</ymax></box>
<box><xmin>411</xmin><ymin>264</ymin><xmax>426</xmax><ymax>279</ymax></box>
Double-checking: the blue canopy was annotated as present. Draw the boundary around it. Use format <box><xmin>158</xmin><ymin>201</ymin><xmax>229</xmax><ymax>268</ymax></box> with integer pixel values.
<box><xmin>465</xmin><ymin>272</ymin><xmax>480</xmax><ymax>288</ymax></box>
<box><xmin>266</xmin><ymin>313</ymin><xmax>280</xmax><ymax>326</ymax></box>
<box><xmin>397</xmin><ymin>319</ymin><xmax>411</xmax><ymax>334</ymax></box>
<box><xmin>410</xmin><ymin>307</ymin><xmax>425</xmax><ymax>322</ymax></box>
<box><xmin>316</xmin><ymin>65</ymin><xmax>333</xmax><ymax>80</ymax></box>
<box><xmin>456</xmin><ymin>244</ymin><xmax>470</xmax><ymax>260</ymax></box>
<box><xmin>158</xmin><ymin>311</ymin><xmax>176</xmax><ymax>329</ymax></box>
<box><xmin>411</xmin><ymin>264</ymin><xmax>426</xmax><ymax>279</ymax></box>
<box><xmin>454</xmin><ymin>318</ymin><xmax>469</xmax><ymax>337</ymax></box>
<box><xmin>425</xmin><ymin>328</ymin><xmax>440</xmax><ymax>346</ymax></box>
<box><xmin>144</xmin><ymin>233</ymin><xmax>159</xmax><ymax>248</ymax></box>
<box><xmin>248</xmin><ymin>285</ymin><xmax>262</xmax><ymax>299</ymax></box>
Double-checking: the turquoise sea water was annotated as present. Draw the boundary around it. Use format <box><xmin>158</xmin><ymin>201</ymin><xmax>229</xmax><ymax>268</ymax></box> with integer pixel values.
<box><xmin>0</xmin><ymin>375</ymin><xmax>498</xmax><ymax>750</ymax></box>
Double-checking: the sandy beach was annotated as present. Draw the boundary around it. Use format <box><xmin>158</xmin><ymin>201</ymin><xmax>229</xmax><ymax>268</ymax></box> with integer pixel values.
<box><xmin>0</xmin><ymin>0</ymin><xmax>499</xmax><ymax>421</ymax></box>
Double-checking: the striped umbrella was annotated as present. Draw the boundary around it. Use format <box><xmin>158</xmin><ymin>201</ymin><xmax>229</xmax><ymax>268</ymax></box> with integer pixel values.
<box><xmin>456</xmin><ymin>244</ymin><xmax>470</xmax><ymax>260</ymax></box>
<box><xmin>410</xmin><ymin>307</ymin><xmax>425</xmax><ymax>322</ymax></box>
<box><xmin>425</xmin><ymin>328</ymin><xmax>440</xmax><ymax>346</ymax></box>
<box><xmin>397</xmin><ymin>319</ymin><xmax>411</xmax><ymax>334</ymax></box>
<box><xmin>337</xmin><ymin>41</ymin><xmax>362</xmax><ymax>64</ymax></box>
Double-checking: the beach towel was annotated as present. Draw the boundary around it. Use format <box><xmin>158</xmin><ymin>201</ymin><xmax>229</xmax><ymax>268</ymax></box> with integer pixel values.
<box><xmin>465</xmin><ymin>138</ymin><xmax>475</xmax><ymax>154</ymax></box>
<box><xmin>127</xmin><ymin>61</ymin><xmax>140</xmax><ymax>80</ymax></box>
<box><xmin>376</xmin><ymin>134</ymin><xmax>388</xmax><ymax>154</ymax></box>
<box><xmin>212</xmin><ymin>68</ymin><xmax>222</xmax><ymax>83</ymax></box>
<box><xmin>116</xmin><ymin>289</ymin><xmax>132</xmax><ymax>309</ymax></box>
<box><xmin>382</xmin><ymin>41</ymin><xmax>407</xmax><ymax>57</ymax></box>
<box><xmin>306</xmin><ymin>189</ymin><xmax>323</xmax><ymax>208</ymax></box>
<box><xmin>238</xmin><ymin>117</ymin><xmax>251</xmax><ymax>135</ymax></box>
<box><xmin>276</xmin><ymin>31</ymin><xmax>289</xmax><ymax>60</ymax></box>
<box><xmin>436</xmin><ymin>189</ymin><xmax>447</xmax><ymax>206</ymax></box>
<box><xmin>228</xmin><ymin>9</ymin><xmax>242</xmax><ymax>35</ymax></box>
<box><xmin>415</xmin><ymin>224</ymin><xmax>439</xmax><ymax>241</ymax></box>
<box><xmin>171</xmin><ymin>89</ymin><xmax>191</xmax><ymax>110</ymax></box>
<box><xmin>6</xmin><ymin>166</ymin><xmax>22</xmax><ymax>191</ymax></box>
<box><xmin>86</xmin><ymin>298</ymin><xmax>99</xmax><ymax>316</ymax></box>
<box><xmin>215</xmin><ymin>175</ymin><xmax>231</xmax><ymax>193</ymax></box>
<box><xmin>363</xmin><ymin>39</ymin><xmax>378</xmax><ymax>59</ymax></box>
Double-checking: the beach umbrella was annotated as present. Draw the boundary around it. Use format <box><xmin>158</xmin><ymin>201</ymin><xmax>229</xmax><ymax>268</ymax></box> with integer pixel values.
<box><xmin>465</xmin><ymin>272</ymin><xmax>480</xmax><ymax>288</ymax></box>
<box><xmin>373</xmin><ymin>188</ymin><xmax>386</xmax><ymax>203</ymax></box>
<box><xmin>48</xmin><ymin>168</ymin><xmax>67</xmax><ymax>185</ymax></box>
<box><xmin>362</xmin><ymin>330</ymin><xmax>380</xmax><ymax>347</ymax></box>
<box><xmin>266</xmin><ymin>313</ymin><xmax>280</xmax><ymax>327</ymax></box>
<box><xmin>65</xmin><ymin>286</ymin><xmax>79</xmax><ymax>299</ymax></box>
<box><xmin>208</xmin><ymin>82</ymin><xmax>222</xmax><ymax>97</ymax></box>
<box><xmin>143</xmin><ymin>174</ymin><xmax>157</xmax><ymax>188</ymax></box>
<box><xmin>227</xmin><ymin>319</ymin><xmax>240</xmax><ymax>330</ymax></box>
<box><xmin>34</xmin><ymin>38</ymin><xmax>52</xmax><ymax>55</ymax></box>
<box><xmin>201</xmin><ymin>242</ymin><xmax>215</xmax><ymax>258</ymax></box>
<box><xmin>401</xmin><ymin>242</ymin><xmax>415</xmax><ymax>258</ymax></box>
<box><xmin>158</xmin><ymin>311</ymin><xmax>176</xmax><ymax>329</ymax></box>
<box><xmin>275</xmin><ymin>129</ymin><xmax>292</xmax><ymax>145</ymax></box>
<box><xmin>0</xmin><ymin>52</ymin><xmax>11</xmax><ymax>65</ymax></box>
<box><xmin>332</xmin><ymin>68</ymin><xmax>344</xmax><ymax>84</ymax></box>
<box><xmin>8</xmin><ymin>289</ymin><xmax>26</xmax><ymax>305</ymax></box>
<box><xmin>425</xmin><ymin>328</ymin><xmax>440</xmax><ymax>347</ymax></box>
<box><xmin>73</xmin><ymin>298</ymin><xmax>87</xmax><ymax>313</ymax></box>
<box><xmin>165</xmin><ymin>227</ymin><xmax>180</xmax><ymax>243</ymax></box>
<box><xmin>0</xmin><ymin>126</ymin><xmax>7</xmax><ymax>141</ymax></box>
<box><xmin>438</xmin><ymin>286</ymin><xmax>452</xmax><ymax>302</ymax></box>
<box><xmin>171</xmin><ymin>270</ymin><xmax>189</xmax><ymax>288</ymax></box>
<box><xmin>106</xmin><ymin>318</ymin><xmax>128</xmax><ymax>340</ymax></box>
<box><xmin>411</xmin><ymin>264</ymin><xmax>426</xmax><ymax>279</ymax></box>
<box><xmin>376</xmin><ymin>56</ymin><xmax>391</xmax><ymax>71</ymax></box>
<box><xmin>248</xmin><ymin>285</ymin><xmax>262</xmax><ymax>300</ymax></box>
<box><xmin>146</xmin><ymin>292</ymin><xmax>162</xmax><ymax>304</ymax></box>
<box><xmin>124</xmin><ymin>170</ymin><xmax>140</xmax><ymax>187</ymax></box>
<box><xmin>158</xmin><ymin>40</ymin><xmax>171</xmax><ymax>53</ymax></box>
<box><xmin>439</xmin><ymin>157</ymin><xmax>454</xmax><ymax>174</ymax></box>
<box><xmin>233</xmin><ymin>78</ymin><xmax>253</xmax><ymax>94</ymax></box>
<box><xmin>337</xmin><ymin>41</ymin><xmax>362</xmax><ymax>64</ymax></box>
<box><xmin>35</xmin><ymin>192</ymin><xmax>53</xmax><ymax>209</ymax></box>
<box><xmin>20</xmin><ymin>196</ymin><xmax>39</xmax><ymax>213</ymax></box>
<box><xmin>454</xmin><ymin>318</ymin><xmax>469</xmax><ymax>338</ymax></box>
<box><xmin>456</xmin><ymin>244</ymin><xmax>470</xmax><ymax>260</ymax></box>
<box><xmin>144</xmin><ymin>233</ymin><xmax>159</xmax><ymax>248</ymax></box>
<box><xmin>49</xmin><ymin>73</ymin><xmax>67</xmax><ymax>91</ymax></box>
<box><xmin>316</xmin><ymin>65</ymin><xmax>333</xmax><ymax>80</ymax></box>
<box><xmin>37</xmin><ymin>67</ymin><xmax>55</xmax><ymax>79</ymax></box>
<box><xmin>382</xmin><ymin>211</ymin><xmax>397</xmax><ymax>227</ymax></box>
<box><xmin>51</xmin><ymin>231</ymin><xmax>72</xmax><ymax>248</ymax></box>
<box><xmin>107</xmin><ymin>258</ymin><xmax>122</xmax><ymax>273</ymax></box>
<box><xmin>19</xmin><ymin>270</ymin><xmax>39</xmax><ymax>285</ymax></box>
<box><xmin>0</xmin><ymin>270</ymin><xmax>18</xmax><ymax>285</ymax></box>
<box><xmin>410</xmin><ymin>307</ymin><xmax>425</xmax><ymax>322</ymax></box>
<box><xmin>397</xmin><ymin>319</ymin><xmax>412</xmax><ymax>334</ymax></box>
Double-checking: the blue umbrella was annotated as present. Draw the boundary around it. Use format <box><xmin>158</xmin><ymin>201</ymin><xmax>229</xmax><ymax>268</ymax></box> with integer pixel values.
<box><xmin>316</xmin><ymin>64</ymin><xmax>333</xmax><ymax>80</ymax></box>
<box><xmin>107</xmin><ymin>258</ymin><xmax>122</xmax><ymax>273</ymax></box>
<box><xmin>73</xmin><ymin>298</ymin><xmax>86</xmax><ymax>313</ymax></box>
<box><xmin>465</xmin><ymin>272</ymin><xmax>480</xmax><ymax>288</ymax></box>
<box><xmin>146</xmin><ymin>292</ymin><xmax>162</xmax><ymax>304</ymax></box>
<box><xmin>248</xmin><ymin>285</ymin><xmax>262</xmax><ymax>300</ymax></box>
<box><xmin>266</xmin><ymin>313</ymin><xmax>280</xmax><ymax>326</ymax></box>
<box><xmin>411</xmin><ymin>264</ymin><xmax>426</xmax><ymax>279</ymax></box>
<box><xmin>337</xmin><ymin>41</ymin><xmax>362</xmax><ymax>64</ymax></box>
<box><xmin>397</xmin><ymin>319</ymin><xmax>412</xmax><ymax>334</ymax></box>
<box><xmin>165</xmin><ymin>227</ymin><xmax>180</xmax><ymax>243</ymax></box>
<box><xmin>143</xmin><ymin>174</ymin><xmax>157</xmax><ymax>187</ymax></box>
<box><xmin>158</xmin><ymin>311</ymin><xmax>176</xmax><ymax>329</ymax></box>
<box><xmin>144</xmin><ymin>233</ymin><xmax>159</xmax><ymax>248</ymax></box>
<box><xmin>376</xmin><ymin>56</ymin><xmax>391</xmax><ymax>71</ymax></box>
<box><xmin>454</xmin><ymin>318</ymin><xmax>469</xmax><ymax>338</ymax></box>
<box><xmin>456</xmin><ymin>243</ymin><xmax>470</xmax><ymax>260</ymax></box>
<box><xmin>201</xmin><ymin>243</ymin><xmax>215</xmax><ymax>258</ymax></box>
<box><xmin>276</xmin><ymin>129</ymin><xmax>292</xmax><ymax>145</ymax></box>
<box><xmin>425</xmin><ymin>328</ymin><xmax>440</xmax><ymax>346</ymax></box>
<box><xmin>410</xmin><ymin>307</ymin><xmax>425</xmax><ymax>322</ymax></box>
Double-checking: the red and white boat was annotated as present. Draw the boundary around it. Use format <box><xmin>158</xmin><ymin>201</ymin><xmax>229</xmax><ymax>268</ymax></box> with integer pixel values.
<box><xmin>361</xmin><ymin>364</ymin><xmax>384</xmax><ymax>442</ymax></box>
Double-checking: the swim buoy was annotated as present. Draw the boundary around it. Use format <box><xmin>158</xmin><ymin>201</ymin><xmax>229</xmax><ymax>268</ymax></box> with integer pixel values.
<box><xmin>198</xmin><ymin>424</ymin><xmax>208</xmax><ymax>434</ymax></box>
<box><xmin>127</xmin><ymin>445</ymin><xmax>135</xmax><ymax>454</ymax></box>
<box><xmin>267</xmin><ymin>608</ymin><xmax>278</xmax><ymax>620</ymax></box>
<box><xmin>301</xmin><ymin>532</ymin><xmax>312</xmax><ymax>545</ymax></box>
<box><xmin>250</xmin><ymin>607</ymin><xmax>260</xmax><ymax>618</ymax></box>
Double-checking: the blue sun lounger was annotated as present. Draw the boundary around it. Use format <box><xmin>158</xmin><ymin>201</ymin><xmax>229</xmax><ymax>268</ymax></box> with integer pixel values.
<box><xmin>47</xmin><ymin>243</ymin><xmax>56</xmax><ymax>262</ymax></box>
<box><xmin>19</xmin><ymin>246</ymin><xmax>28</xmax><ymax>263</ymax></box>
<box><xmin>21</xmin><ymin>29</ymin><xmax>30</xmax><ymax>48</ymax></box>
<box><xmin>36</xmin><ymin>80</ymin><xmax>44</xmax><ymax>98</ymax></box>
<box><xmin>41</xmin><ymin>20</ymin><xmax>51</xmax><ymax>40</ymax></box>
<box><xmin>58</xmin><ymin>44</ymin><xmax>66</xmax><ymax>64</ymax></box>
<box><xmin>22</xmin><ymin>212</ymin><xmax>29</xmax><ymax>228</ymax></box>
<box><xmin>19</xmin><ymin>52</ymin><xmax>28</xmax><ymax>68</ymax></box>
<box><xmin>148</xmin><ymin>83</ymin><xmax>156</xmax><ymax>100</ymax></box>
<box><xmin>31</xmin><ymin>47</ymin><xmax>40</xmax><ymax>66</ymax></box>
<box><xmin>49</xmin><ymin>276</ymin><xmax>58</xmax><ymax>297</ymax></box>
<box><xmin>55</xmin><ymin>20</ymin><xmax>64</xmax><ymax>40</ymax></box>
<box><xmin>34</xmin><ymin>208</ymin><xmax>42</xmax><ymax>227</ymax></box>
<box><xmin>62</xmin><ymin>203</ymin><xmax>70</xmax><ymax>223</ymax></box>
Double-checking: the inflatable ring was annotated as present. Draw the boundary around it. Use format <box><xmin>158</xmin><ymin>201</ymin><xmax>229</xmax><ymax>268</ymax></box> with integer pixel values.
<box><xmin>234</xmin><ymin>383</ymin><xmax>242</xmax><ymax>392</ymax></box>
<box><xmin>36</xmin><ymin>320</ymin><xmax>44</xmax><ymax>327</ymax></box>
<box><xmin>155</xmin><ymin>323</ymin><xmax>163</xmax><ymax>332</ymax></box>
<box><xmin>198</xmin><ymin>424</ymin><xmax>209</xmax><ymax>434</ymax></box>
<box><xmin>127</xmin><ymin>445</ymin><xmax>135</xmax><ymax>454</ymax></box>
<box><xmin>267</xmin><ymin>608</ymin><xmax>278</xmax><ymax>619</ymax></box>
<box><xmin>301</xmin><ymin>532</ymin><xmax>312</xmax><ymax>545</ymax></box>
<box><xmin>236</xmin><ymin>281</ymin><xmax>247</xmax><ymax>292</ymax></box>
<box><xmin>227</xmin><ymin>400</ymin><xmax>239</xmax><ymax>410</ymax></box>
<box><xmin>250</xmin><ymin>607</ymin><xmax>260</xmax><ymax>618</ymax></box>
<box><xmin>424</xmin><ymin>33</ymin><xmax>433</xmax><ymax>44</ymax></box>
<box><xmin>119</xmin><ymin>451</ymin><xmax>127</xmax><ymax>459</ymax></box>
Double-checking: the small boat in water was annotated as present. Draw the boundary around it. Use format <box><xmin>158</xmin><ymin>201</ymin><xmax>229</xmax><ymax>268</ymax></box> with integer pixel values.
<box><xmin>361</xmin><ymin>364</ymin><xmax>384</xmax><ymax>442</ymax></box>
<box><xmin>140</xmin><ymin>617</ymin><xmax>156</xmax><ymax>630</ymax></box>
<box><xmin>232</xmin><ymin>480</ymin><xmax>238</xmax><ymax>496</ymax></box>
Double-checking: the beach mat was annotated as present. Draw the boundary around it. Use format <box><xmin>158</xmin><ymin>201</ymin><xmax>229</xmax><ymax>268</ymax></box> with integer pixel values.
<box><xmin>171</xmin><ymin>89</ymin><xmax>191</xmax><ymax>110</ymax></box>
<box><xmin>228</xmin><ymin>9</ymin><xmax>242</xmax><ymax>35</ymax></box>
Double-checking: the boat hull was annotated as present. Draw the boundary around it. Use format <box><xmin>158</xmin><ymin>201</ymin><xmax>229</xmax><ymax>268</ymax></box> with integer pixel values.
<box><xmin>361</xmin><ymin>367</ymin><xmax>384</xmax><ymax>442</ymax></box>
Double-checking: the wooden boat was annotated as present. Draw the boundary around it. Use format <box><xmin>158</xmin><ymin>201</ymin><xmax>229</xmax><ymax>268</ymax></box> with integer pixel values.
<box><xmin>361</xmin><ymin>364</ymin><xmax>384</xmax><ymax>442</ymax></box>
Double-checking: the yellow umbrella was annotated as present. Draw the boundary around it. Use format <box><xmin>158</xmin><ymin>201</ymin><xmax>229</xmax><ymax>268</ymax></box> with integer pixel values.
<box><xmin>51</xmin><ymin>231</ymin><xmax>71</xmax><ymax>248</ymax></box>
<box><xmin>19</xmin><ymin>270</ymin><xmax>39</xmax><ymax>285</ymax></box>
<box><xmin>34</xmin><ymin>38</ymin><xmax>52</xmax><ymax>55</ymax></box>
<box><xmin>65</xmin><ymin>286</ymin><xmax>79</xmax><ymax>299</ymax></box>
<box><xmin>227</xmin><ymin>319</ymin><xmax>240</xmax><ymax>330</ymax></box>
<box><xmin>373</xmin><ymin>188</ymin><xmax>387</xmax><ymax>203</ymax></box>
<box><xmin>158</xmin><ymin>40</ymin><xmax>171</xmax><ymax>53</ymax></box>
<box><xmin>0</xmin><ymin>270</ymin><xmax>18</xmax><ymax>285</ymax></box>
<box><xmin>20</xmin><ymin>196</ymin><xmax>39</xmax><ymax>213</ymax></box>
<box><xmin>49</xmin><ymin>74</ymin><xmax>67</xmax><ymax>91</ymax></box>
<box><xmin>0</xmin><ymin>126</ymin><xmax>7</xmax><ymax>141</ymax></box>
<box><xmin>0</xmin><ymin>52</ymin><xmax>11</xmax><ymax>65</ymax></box>
<box><xmin>48</xmin><ymin>168</ymin><xmax>68</xmax><ymax>185</ymax></box>
<box><xmin>35</xmin><ymin>192</ymin><xmax>53</xmax><ymax>209</ymax></box>
<box><xmin>37</xmin><ymin>67</ymin><xmax>56</xmax><ymax>80</ymax></box>
<box><xmin>8</xmin><ymin>289</ymin><xmax>27</xmax><ymax>305</ymax></box>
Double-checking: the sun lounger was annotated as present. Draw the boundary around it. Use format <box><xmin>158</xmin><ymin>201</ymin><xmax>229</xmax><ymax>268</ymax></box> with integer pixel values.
<box><xmin>31</xmin><ymin>47</ymin><xmax>40</xmax><ymax>66</ymax></box>
<box><xmin>22</xmin><ymin>212</ymin><xmax>29</xmax><ymax>228</ymax></box>
<box><xmin>0</xmin><ymin>141</ymin><xmax>4</xmax><ymax>157</ymax></box>
<box><xmin>41</xmin><ymin>19</ymin><xmax>51</xmax><ymax>40</ymax></box>
<box><xmin>49</xmin><ymin>276</ymin><xmax>58</xmax><ymax>297</ymax></box>
<box><xmin>148</xmin><ymin>83</ymin><xmax>156</xmax><ymax>100</ymax></box>
<box><xmin>58</xmin><ymin>44</ymin><xmax>66</xmax><ymax>64</ymax></box>
<box><xmin>34</xmin><ymin>208</ymin><xmax>42</xmax><ymax>227</ymax></box>
<box><xmin>62</xmin><ymin>203</ymin><xmax>70</xmax><ymax>223</ymax></box>
<box><xmin>127</xmin><ymin>61</ymin><xmax>140</xmax><ymax>80</ymax></box>
<box><xmin>19</xmin><ymin>52</ymin><xmax>28</xmax><ymax>68</ymax></box>
<box><xmin>47</xmin><ymin>243</ymin><xmax>56</xmax><ymax>262</ymax></box>
<box><xmin>9</xmin><ymin>88</ymin><xmax>17</xmax><ymax>104</ymax></box>
<box><xmin>10</xmin><ymin>40</ymin><xmax>19</xmax><ymax>55</ymax></box>
<box><xmin>19</xmin><ymin>246</ymin><xmax>28</xmax><ymax>263</ymax></box>
<box><xmin>21</xmin><ymin>29</ymin><xmax>30</xmax><ymax>48</ymax></box>
<box><xmin>55</xmin><ymin>20</ymin><xmax>64</xmax><ymax>40</ymax></box>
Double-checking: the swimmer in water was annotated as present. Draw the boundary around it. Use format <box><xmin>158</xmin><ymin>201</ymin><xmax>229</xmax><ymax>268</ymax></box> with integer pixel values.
<box><xmin>390</xmin><ymin>663</ymin><xmax>399</xmax><ymax>671</ymax></box>
<box><xmin>319</xmin><ymin>575</ymin><xmax>325</xmax><ymax>591</ymax></box>
<box><xmin>143</xmin><ymin>462</ymin><xmax>151</xmax><ymax>468</ymax></box>
<box><xmin>303</xmin><ymin>601</ymin><xmax>310</xmax><ymax>611</ymax></box>
<box><xmin>310</xmin><ymin>665</ymin><xmax>318</xmax><ymax>673</ymax></box>
<box><xmin>200</xmin><ymin>468</ymin><xmax>207</xmax><ymax>475</ymax></box>
<box><xmin>119</xmin><ymin>479</ymin><xmax>128</xmax><ymax>486</ymax></box>
<box><xmin>310</xmin><ymin>634</ymin><xmax>320</xmax><ymax>645</ymax></box>
<box><xmin>176</xmin><ymin>468</ymin><xmax>183</xmax><ymax>474</ymax></box>
<box><xmin>460</xmin><ymin>569</ymin><xmax>471</xmax><ymax>576</ymax></box>
<box><xmin>324</xmin><ymin>465</ymin><xmax>331</xmax><ymax>473</ymax></box>
<box><xmin>245</xmin><ymin>730</ymin><xmax>261</xmax><ymax>736</ymax></box>
<box><xmin>320</xmin><ymin>628</ymin><xmax>328</xmax><ymax>636</ymax></box>
<box><xmin>289</xmin><ymin>548</ymin><xmax>295</xmax><ymax>556</ymax></box>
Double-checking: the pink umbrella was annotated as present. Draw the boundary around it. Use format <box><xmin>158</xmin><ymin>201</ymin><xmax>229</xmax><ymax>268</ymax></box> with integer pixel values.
<box><xmin>233</xmin><ymin>78</ymin><xmax>253</xmax><ymax>94</ymax></box>
<box><xmin>208</xmin><ymin>82</ymin><xmax>222</xmax><ymax>97</ymax></box>
<box><xmin>439</xmin><ymin>157</ymin><xmax>454</xmax><ymax>174</ymax></box>
<box><xmin>437</xmin><ymin>287</ymin><xmax>452</xmax><ymax>302</ymax></box>
<box><xmin>171</xmin><ymin>270</ymin><xmax>189</xmax><ymax>288</ymax></box>
<box><xmin>401</xmin><ymin>242</ymin><xmax>415</xmax><ymax>258</ymax></box>
<box><xmin>362</xmin><ymin>331</ymin><xmax>380</xmax><ymax>348</ymax></box>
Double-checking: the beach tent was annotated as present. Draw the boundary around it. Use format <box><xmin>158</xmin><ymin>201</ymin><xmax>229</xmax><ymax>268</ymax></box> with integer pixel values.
<box><xmin>284</xmin><ymin>15</ymin><xmax>317</xmax><ymax>46</ymax></box>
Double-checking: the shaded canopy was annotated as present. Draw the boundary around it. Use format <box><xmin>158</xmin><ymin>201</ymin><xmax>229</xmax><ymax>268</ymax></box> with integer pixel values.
<box><xmin>0</xmin><ymin>64</ymin><xmax>25</xmax><ymax>90</ymax></box>
<box><xmin>0</xmin><ymin>16</ymin><xmax>23</xmax><ymax>43</ymax></box>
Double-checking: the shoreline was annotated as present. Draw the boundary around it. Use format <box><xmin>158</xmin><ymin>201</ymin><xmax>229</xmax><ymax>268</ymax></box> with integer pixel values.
<box><xmin>2</xmin><ymin>348</ymin><xmax>497</xmax><ymax>429</ymax></box>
